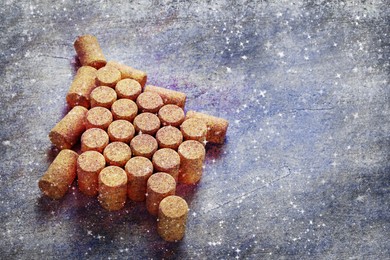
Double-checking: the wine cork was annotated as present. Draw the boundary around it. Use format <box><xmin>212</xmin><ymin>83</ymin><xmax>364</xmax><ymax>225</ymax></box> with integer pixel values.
<box><xmin>107</xmin><ymin>120</ymin><xmax>135</xmax><ymax>143</ymax></box>
<box><xmin>49</xmin><ymin>106</ymin><xmax>88</xmax><ymax>150</ymax></box>
<box><xmin>111</xmin><ymin>99</ymin><xmax>138</xmax><ymax>122</ymax></box>
<box><xmin>38</xmin><ymin>149</ymin><xmax>78</xmax><ymax>199</ymax></box>
<box><xmin>81</xmin><ymin>128</ymin><xmax>109</xmax><ymax>153</ymax></box>
<box><xmin>185</xmin><ymin>111</ymin><xmax>229</xmax><ymax>144</ymax></box>
<box><xmin>144</xmin><ymin>85</ymin><xmax>186</xmax><ymax>108</ymax></box>
<box><xmin>77</xmin><ymin>151</ymin><xmax>106</xmax><ymax>196</ymax></box>
<box><xmin>146</xmin><ymin>172</ymin><xmax>176</xmax><ymax>216</ymax></box>
<box><xmin>115</xmin><ymin>79</ymin><xmax>142</xmax><ymax>100</ymax></box>
<box><xmin>96</xmin><ymin>66</ymin><xmax>121</xmax><ymax>88</ymax></box>
<box><xmin>90</xmin><ymin>86</ymin><xmax>117</xmax><ymax>108</ymax></box>
<box><xmin>125</xmin><ymin>156</ymin><xmax>153</xmax><ymax>201</ymax></box>
<box><xmin>74</xmin><ymin>35</ymin><xmax>106</xmax><ymax>69</ymax></box>
<box><xmin>152</xmin><ymin>148</ymin><xmax>181</xmax><ymax>182</ymax></box>
<box><xmin>130</xmin><ymin>134</ymin><xmax>158</xmax><ymax>159</ymax></box>
<box><xmin>158</xmin><ymin>104</ymin><xmax>185</xmax><ymax>127</ymax></box>
<box><xmin>66</xmin><ymin>66</ymin><xmax>97</xmax><ymax>108</ymax></box>
<box><xmin>157</xmin><ymin>195</ymin><xmax>189</xmax><ymax>242</ymax></box>
<box><xmin>136</xmin><ymin>92</ymin><xmax>164</xmax><ymax>114</ymax></box>
<box><xmin>103</xmin><ymin>141</ymin><xmax>132</xmax><ymax>167</ymax></box>
<box><xmin>180</xmin><ymin>118</ymin><xmax>207</xmax><ymax>144</ymax></box>
<box><xmin>98</xmin><ymin>166</ymin><xmax>127</xmax><ymax>211</ymax></box>
<box><xmin>156</xmin><ymin>126</ymin><xmax>183</xmax><ymax>150</ymax></box>
<box><xmin>133</xmin><ymin>112</ymin><xmax>161</xmax><ymax>135</ymax></box>
<box><xmin>106</xmin><ymin>61</ymin><xmax>147</xmax><ymax>87</ymax></box>
<box><xmin>85</xmin><ymin>107</ymin><xmax>113</xmax><ymax>130</ymax></box>
<box><xmin>178</xmin><ymin>140</ymin><xmax>205</xmax><ymax>184</ymax></box>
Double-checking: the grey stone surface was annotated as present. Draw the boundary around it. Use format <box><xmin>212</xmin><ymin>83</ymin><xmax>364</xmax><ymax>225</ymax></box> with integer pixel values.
<box><xmin>0</xmin><ymin>0</ymin><xmax>389</xmax><ymax>259</ymax></box>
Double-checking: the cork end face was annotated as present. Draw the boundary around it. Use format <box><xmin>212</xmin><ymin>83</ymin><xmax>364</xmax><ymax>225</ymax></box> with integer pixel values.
<box><xmin>38</xmin><ymin>179</ymin><xmax>64</xmax><ymax>200</ymax></box>
<box><xmin>147</xmin><ymin>172</ymin><xmax>176</xmax><ymax>194</ymax></box>
<box><xmin>49</xmin><ymin>131</ymin><xmax>72</xmax><ymax>150</ymax></box>
<box><xmin>125</xmin><ymin>156</ymin><xmax>153</xmax><ymax>178</ymax></box>
<box><xmin>178</xmin><ymin>140</ymin><xmax>206</xmax><ymax>160</ymax></box>
<box><xmin>152</xmin><ymin>148</ymin><xmax>180</xmax><ymax>171</ymax></box>
<box><xmin>99</xmin><ymin>166</ymin><xmax>127</xmax><ymax>187</ymax></box>
<box><xmin>159</xmin><ymin>195</ymin><xmax>188</xmax><ymax>218</ymax></box>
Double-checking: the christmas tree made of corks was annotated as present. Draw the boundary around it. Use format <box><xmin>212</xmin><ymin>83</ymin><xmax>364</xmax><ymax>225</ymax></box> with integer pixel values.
<box><xmin>38</xmin><ymin>35</ymin><xmax>228</xmax><ymax>242</ymax></box>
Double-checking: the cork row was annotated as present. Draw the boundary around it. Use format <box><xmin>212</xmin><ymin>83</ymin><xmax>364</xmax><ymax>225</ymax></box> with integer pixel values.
<box><xmin>39</xmin><ymin>35</ymin><xmax>229</xmax><ymax>242</ymax></box>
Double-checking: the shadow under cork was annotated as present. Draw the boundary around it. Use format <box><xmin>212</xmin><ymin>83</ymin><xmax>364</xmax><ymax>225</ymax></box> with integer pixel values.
<box><xmin>205</xmin><ymin>142</ymin><xmax>228</xmax><ymax>163</ymax></box>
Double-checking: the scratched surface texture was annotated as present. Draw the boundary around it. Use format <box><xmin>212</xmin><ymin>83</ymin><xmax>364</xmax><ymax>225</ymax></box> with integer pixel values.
<box><xmin>0</xmin><ymin>0</ymin><xmax>389</xmax><ymax>259</ymax></box>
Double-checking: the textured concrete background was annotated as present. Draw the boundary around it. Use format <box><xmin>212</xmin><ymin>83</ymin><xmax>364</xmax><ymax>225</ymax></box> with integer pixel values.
<box><xmin>0</xmin><ymin>0</ymin><xmax>389</xmax><ymax>259</ymax></box>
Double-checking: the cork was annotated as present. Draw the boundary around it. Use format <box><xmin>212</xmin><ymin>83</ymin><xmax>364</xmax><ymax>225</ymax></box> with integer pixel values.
<box><xmin>74</xmin><ymin>35</ymin><xmax>106</xmax><ymax>69</ymax></box>
<box><xmin>125</xmin><ymin>156</ymin><xmax>153</xmax><ymax>201</ymax></box>
<box><xmin>111</xmin><ymin>99</ymin><xmax>138</xmax><ymax>122</ymax></box>
<box><xmin>158</xmin><ymin>104</ymin><xmax>185</xmax><ymax>127</ymax></box>
<box><xmin>107</xmin><ymin>120</ymin><xmax>135</xmax><ymax>143</ymax></box>
<box><xmin>115</xmin><ymin>78</ymin><xmax>142</xmax><ymax>100</ymax></box>
<box><xmin>185</xmin><ymin>111</ymin><xmax>229</xmax><ymax>144</ymax></box>
<box><xmin>144</xmin><ymin>85</ymin><xmax>186</xmax><ymax>108</ymax></box>
<box><xmin>77</xmin><ymin>151</ymin><xmax>106</xmax><ymax>196</ymax></box>
<box><xmin>66</xmin><ymin>66</ymin><xmax>97</xmax><ymax>108</ymax></box>
<box><xmin>156</xmin><ymin>126</ymin><xmax>183</xmax><ymax>150</ymax></box>
<box><xmin>146</xmin><ymin>172</ymin><xmax>176</xmax><ymax>216</ymax></box>
<box><xmin>106</xmin><ymin>61</ymin><xmax>147</xmax><ymax>87</ymax></box>
<box><xmin>85</xmin><ymin>106</ymin><xmax>113</xmax><ymax>130</ymax></box>
<box><xmin>49</xmin><ymin>106</ymin><xmax>88</xmax><ymax>150</ymax></box>
<box><xmin>90</xmin><ymin>86</ymin><xmax>117</xmax><ymax>108</ymax></box>
<box><xmin>103</xmin><ymin>141</ymin><xmax>132</xmax><ymax>167</ymax></box>
<box><xmin>95</xmin><ymin>66</ymin><xmax>121</xmax><ymax>88</ymax></box>
<box><xmin>81</xmin><ymin>128</ymin><xmax>109</xmax><ymax>153</ymax></box>
<box><xmin>38</xmin><ymin>149</ymin><xmax>78</xmax><ymax>199</ymax></box>
<box><xmin>152</xmin><ymin>148</ymin><xmax>181</xmax><ymax>182</ymax></box>
<box><xmin>178</xmin><ymin>140</ymin><xmax>206</xmax><ymax>184</ymax></box>
<box><xmin>130</xmin><ymin>134</ymin><xmax>158</xmax><ymax>159</ymax></box>
<box><xmin>136</xmin><ymin>92</ymin><xmax>164</xmax><ymax>114</ymax></box>
<box><xmin>180</xmin><ymin>118</ymin><xmax>207</xmax><ymax>144</ymax></box>
<box><xmin>157</xmin><ymin>195</ymin><xmax>189</xmax><ymax>242</ymax></box>
<box><xmin>133</xmin><ymin>112</ymin><xmax>161</xmax><ymax>135</ymax></box>
<box><xmin>98</xmin><ymin>166</ymin><xmax>128</xmax><ymax>211</ymax></box>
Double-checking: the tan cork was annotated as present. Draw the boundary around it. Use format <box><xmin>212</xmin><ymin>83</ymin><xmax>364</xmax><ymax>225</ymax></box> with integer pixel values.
<box><xmin>90</xmin><ymin>86</ymin><xmax>117</xmax><ymax>108</ymax></box>
<box><xmin>146</xmin><ymin>172</ymin><xmax>176</xmax><ymax>216</ymax></box>
<box><xmin>125</xmin><ymin>156</ymin><xmax>153</xmax><ymax>201</ymax></box>
<box><xmin>152</xmin><ymin>148</ymin><xmax>181</xmax><ymax>182</ymax></box>
<box><xmin>103</xmin><ymin>141</ymin><xmax>132</xmax><ymax>167</ymax></box>
<box><xmin>74</xmin><ymin>35</ymin><xmax>106</xmax><ymax>69</ymax></box>
<box><xmin>158</xmin><ymin>104</ymin><xmax>185</xmax><ymax>127</ymax></box>
<box><xmin>130</xmin><ymin>134</ymin><xmax>158</xmax><ymax>159</ymax></box>
<box><xmin>107</xmin><ymin>120</ymin><xmax>135</xmax><ymax>143</ymax></box>
<box><xmin>157</xmin><ymin>195</ymin><xmax>188</xmax><ymax>242</ymax></box>
<box><xmin>180</xmin><ymin>118</ymin><xmax>207</xmax><ymax>145</ymax></box>
<box><xmin>185</xmin><ymin>111</ymin><xmax>229</xmax><ymax>144</ymax></box>
<box><xmin>77</xmin><ymin>151</ymin><xmax>106</xmax><ymax>196</ymax></box>
<box><xmin>38</xmin><ymin>149</ymin><xmax>78</xmax><ymax>199</ymax></box>
<box><xmin>49</xmin><ymin>106</ymin><xmax>87</xmax><ymax>150</ymax></box>
<box><xmin>66</xmin><ymin>66</ymin><xmax>97</xmax><ymax>108</ymax></box>
<box><xmin>96</xmin><ymin>66</ymin><xmax>121</xmax><ymax>88</ymax></box>
<box><xmin>155</xmin><ymin>126</ymin><xmax>183</xmax><ymax>150</ymax></box>
<box><xmin>111</xmin><ymin>99</ymin><xmax>138</xmax><ymax>122</ymax></box>
<box><xmin>136</xmin><ymin>92</ymin><xmax>164</xmax><ymax>114</ymax></box>
<box><xmin>144</xmin><ymin>85</ymin><xmax>186</xmax><ymax>108</ymax></box>
<box><xmin>133</xmin><ymin>112</ymin><xmax>161</xmax><ymax>136</ymax></box>
<box><xmin>178</xmin><ymin>140</ymin><xmax>206</xmax><ymax>184</ymax></box>
<box><xmin>106</xmin><ymin>61</ymin><xmax>147</xmax><ymax>87</ymax></box>
<box><xmin>98</xmin><ymin>166</ymin><xmax>128</xmax><ymax>211</ymax></box>
<box><xmin>81</xmin><ymin>128</ymin><xmax>109</xmax><ymax>153</ymax></box>
<box><xmin>115</xmin><ymin>78</ymin><xmax>142</xmax><ymax>100</ymax></box>
<box><xmin>85</xmin><ymin>106</ymin><xmax>113</xmax><ymax>130</ymax></box>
